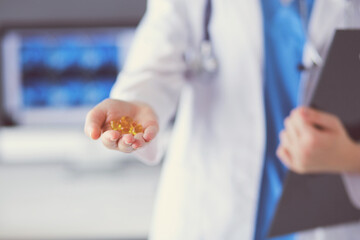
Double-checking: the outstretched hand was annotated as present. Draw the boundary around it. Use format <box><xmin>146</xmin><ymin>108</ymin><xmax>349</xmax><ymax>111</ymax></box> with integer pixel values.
<box><xmin>84</xmin><ymin>99</ymin><xmax>159</xmax><ymax>153</ymax></box>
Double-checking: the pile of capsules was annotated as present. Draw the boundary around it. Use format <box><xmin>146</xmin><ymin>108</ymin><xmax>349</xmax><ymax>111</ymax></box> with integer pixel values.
<box><xmin>110</xmin><ymin>116</ymin><xmax>144</xmax><ymax>136</ymax></box>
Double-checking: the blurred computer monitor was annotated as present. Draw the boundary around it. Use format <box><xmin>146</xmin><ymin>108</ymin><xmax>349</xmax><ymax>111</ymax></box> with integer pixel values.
<box><xmin>1</xmin><ymin>27</ymin><xmax>135</xmax><ymax>125</ymax></box>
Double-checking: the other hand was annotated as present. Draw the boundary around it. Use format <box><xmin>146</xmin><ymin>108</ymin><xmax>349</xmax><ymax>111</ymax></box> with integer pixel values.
<box><xmin>276</xmin><ymin>107</ymin><xmax>360</xmax><ymax>174</ymax></box>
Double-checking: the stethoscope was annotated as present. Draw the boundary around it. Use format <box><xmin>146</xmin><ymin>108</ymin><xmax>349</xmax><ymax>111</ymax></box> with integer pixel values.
<box><xmin>184</xmin><ymin>0</ymin><xmax>326</xmax><ymax>78</ymax></box>
<box><xmin>184</xmin><ymin>0</ymin><xmax>218</xmax><ymax>78</ymax></box>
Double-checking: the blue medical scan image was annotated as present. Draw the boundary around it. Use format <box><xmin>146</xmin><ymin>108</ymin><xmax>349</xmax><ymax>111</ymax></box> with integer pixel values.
<box><xmin>20</xmin><ymin>30</ymin><xmax>125</xmax><ymax>109</ymax></box>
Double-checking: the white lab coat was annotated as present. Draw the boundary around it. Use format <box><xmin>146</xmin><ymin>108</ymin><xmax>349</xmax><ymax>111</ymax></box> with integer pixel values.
<box><xmin>110</xmin><ymin>0</ymin><xmax>360</xmax><ymax>239</ymax></box>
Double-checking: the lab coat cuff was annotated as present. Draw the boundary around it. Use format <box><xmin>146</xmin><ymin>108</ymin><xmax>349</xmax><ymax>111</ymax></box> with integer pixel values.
<box><xmin>132</xmin><ymin>137</ymin><xmax>163</xmax><ymax>166</ymax></box>
<box><xmin>342</xmin><ymin>173</ymin><xmax>360</xmax><ymax>209</ymax></box>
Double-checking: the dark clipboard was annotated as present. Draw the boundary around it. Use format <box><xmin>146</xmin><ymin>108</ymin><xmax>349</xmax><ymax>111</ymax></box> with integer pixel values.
<box><xmin>268</xmin><ymin>29</ymin><xmax>360</xmax><ymax>238</ymax></box>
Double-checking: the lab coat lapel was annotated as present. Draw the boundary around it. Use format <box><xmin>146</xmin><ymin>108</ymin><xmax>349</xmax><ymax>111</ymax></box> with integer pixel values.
<box><xmin>308</xmin><ymin>0</ymin><xmax>347</xmax><ymax>52</ymax></box>
<box><xmin>300</xmin><ymin>0</ymin><xmax>347</xmax><ymax>104</ymax></box>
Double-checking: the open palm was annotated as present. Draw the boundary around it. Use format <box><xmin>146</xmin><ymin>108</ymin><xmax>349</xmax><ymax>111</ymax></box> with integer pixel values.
<box><xmin>84</xmin><ymin>99</ymin><xmax>159</xmax><ymax>153</ymax></box>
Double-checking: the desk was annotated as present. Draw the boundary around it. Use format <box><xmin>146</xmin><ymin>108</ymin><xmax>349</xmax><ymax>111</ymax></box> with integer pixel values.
<box><xmin>0</xmin><ymin>126</ymin><xmax>161</xmax><ymax>239</ymax></box>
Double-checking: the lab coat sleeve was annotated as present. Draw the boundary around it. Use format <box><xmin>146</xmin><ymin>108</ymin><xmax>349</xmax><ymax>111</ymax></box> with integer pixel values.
<box><xmin>342</xmin><ymin>174</ymin><xmax>360</xmax><ymax>209</ymax></box>
<box><xmin>339</xmin><ymin>0</ymin><xmax>360</xmax><ymax>211</ymax></box>
<box><xmin>110</xmin><ymin>0</ymin><xmax>189</xmax><ymax>165</ymax></box>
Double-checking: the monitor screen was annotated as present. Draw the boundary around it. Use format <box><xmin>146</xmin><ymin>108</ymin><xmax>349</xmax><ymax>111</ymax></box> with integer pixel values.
<box><xmin>2</xmin><ymin>27</ymin><xmax>135</xmax><ymax>125</ymax></box>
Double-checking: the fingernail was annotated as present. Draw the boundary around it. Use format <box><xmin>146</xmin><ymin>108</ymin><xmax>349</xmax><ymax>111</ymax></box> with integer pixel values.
<box><xmin>132</xmin><ymin>144</ymin><xmax>139</xmax><ymax>149</ymax></box>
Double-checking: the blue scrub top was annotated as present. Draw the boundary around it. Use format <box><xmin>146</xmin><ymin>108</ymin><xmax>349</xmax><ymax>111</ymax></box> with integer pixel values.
<box><xmin>254</xmin><ymin>0</ymin><xmax>314</xmax><ymax>239</ymax></box>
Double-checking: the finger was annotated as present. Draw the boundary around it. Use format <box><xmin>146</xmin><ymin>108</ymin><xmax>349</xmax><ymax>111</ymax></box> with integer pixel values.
<box><xmin>132</xmin><ymin>133</ymin><xmax>146</xmax><ymax>149</ymax></box>
<box><xmin>291</xmin><ymin>108</ymin><xmax>312</xmax><ymax>131</ymax></box>
<box><xmin>276</xmin><ymin>146</ymin><xmax>293</xmax><ymax>169</ymax></box>
<box><xmin>84</xmin><ymin>105</ymin><xmax>107</xmax><ymax>140</ymax></box>
<box><xmin>133</xmin><ymin>103</ymin><xmax>159</xmax><ymax>141</ymax></box>
<box><xmin>299</xmin><ymin>107</ymin><xmax>341</xmax><ymax>131</ymax></box>
<box><xmin>101</xmin><ymin>130</ymin><xmax>121</xmax><ymax>149</ymax></box>
<box><xmin>289</xmin><ymin>108</ymin><xmax>318</xmax><ymax>139</ymax></box>
<box><xmin>279</xmin><ymin>130</ymin><xmax>293</xmax><ymax>151</ymax></box>
<box><xmin>117</xmin><ymin>135</ymin><xmax>135</xmax><ymax>153</ymax></box>
<box><xmin>143</xmin><ymin>125</ymin><xmax>159</xmax><ymax>142</ymax></box>
<box><xmin>284</xmin><ymin>116</ymin><xmax>298</xmax><ymax>144</ymax></box>
<box><xmin>122</xmin><ymin>134</ymin><xmax>136</xmax><ymax>145</ymax></box>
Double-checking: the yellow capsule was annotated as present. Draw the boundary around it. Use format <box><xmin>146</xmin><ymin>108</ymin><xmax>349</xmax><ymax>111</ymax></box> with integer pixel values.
<box><xmin>129</xmin><ymin>126</ymin><xmax>135</xmax><ymax>136</ymax></box>
<box><xmin>134</xmin><ymin>124</ymin><xmax>143</xmax><ymax>133</ymax></box>
<box><xmin>121</xmin><ymin>126</ymin><xmax>131</xmax><ymax>134</ymax></box>
<box><xmin>129</xmin><ymin>124</ymin><xmax>143</xmax><ymax>136</ymax></box>
<box><xmin>110</xmin><ymin>117</ymin><xmax>144</xmax><ymax>135</ymax></box>
<box><xmin>120</xmin><ymin>116</ymin><xmax>133</xmax><ymax>125</ymax></box>
<box><xmin>110</xmin><ymin>120</ymin><xmax>121</xmax><ymax>131</ymax></box>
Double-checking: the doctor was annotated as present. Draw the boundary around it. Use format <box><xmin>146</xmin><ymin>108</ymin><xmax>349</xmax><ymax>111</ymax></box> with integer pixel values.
<box><xmin>84</xmin><ymin>0</ymin><xmax>360</xmax><ymax>239</ymax></box>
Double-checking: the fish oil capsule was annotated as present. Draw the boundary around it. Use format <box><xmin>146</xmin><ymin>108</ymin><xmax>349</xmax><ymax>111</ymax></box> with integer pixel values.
<box><xmin>120</xmin><ymin>116</ymin><xmax>133</xmax><ymax>125</ymax></box>
<box><xmin>129</xmin><ymin>123</ymin><xmax>143</xmax><ymax>135</ymax></box>
<box><xmin>110</xmin><ymin>116</ymin><xmax>144</xmax><ymax>136</ymax></box>
<box><xmin>110</xmin><ymin>120</ymin><xmax>121</xmax><ymax>131</ymax></box>
<box><xmin>120</xmin><ymin>126</ymin><xmax>131</xmax><ymax>134</ymax></box>
<box><xmin>133</xmin><ymin>124</ymin><xmax>143</xmax><ymax>134</ymax></box>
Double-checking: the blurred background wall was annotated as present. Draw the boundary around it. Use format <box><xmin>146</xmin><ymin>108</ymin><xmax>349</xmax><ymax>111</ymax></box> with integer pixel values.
<box><xmin>0</xmin><ymin>1</ymin><xmax>162</xmax><ymax>240</ymax></box>
<box><xmin>0</xmin><ymin>0</ymin><xmax>146</xmax><ymax>125</ymax></box>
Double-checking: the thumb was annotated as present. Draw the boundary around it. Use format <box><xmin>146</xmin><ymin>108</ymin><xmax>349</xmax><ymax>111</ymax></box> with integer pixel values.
<box><xmin>300</xmin><ymin>107</ymin><xmax>341</xmax><ymax>131</ymax></box>
<box><xmin>84</xmin><ymin>103</ymin><xmax>107</xmax><ymax>140</ymax></box>
<box><xmin>143</xmin><ymin>124</ymin><xmax>159</xmax><ymax>142</ymax></box>
<box><xmin>133</xmin><ymin>102</ymin><xmax>159</xmax><ymax>142</ymax></box>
